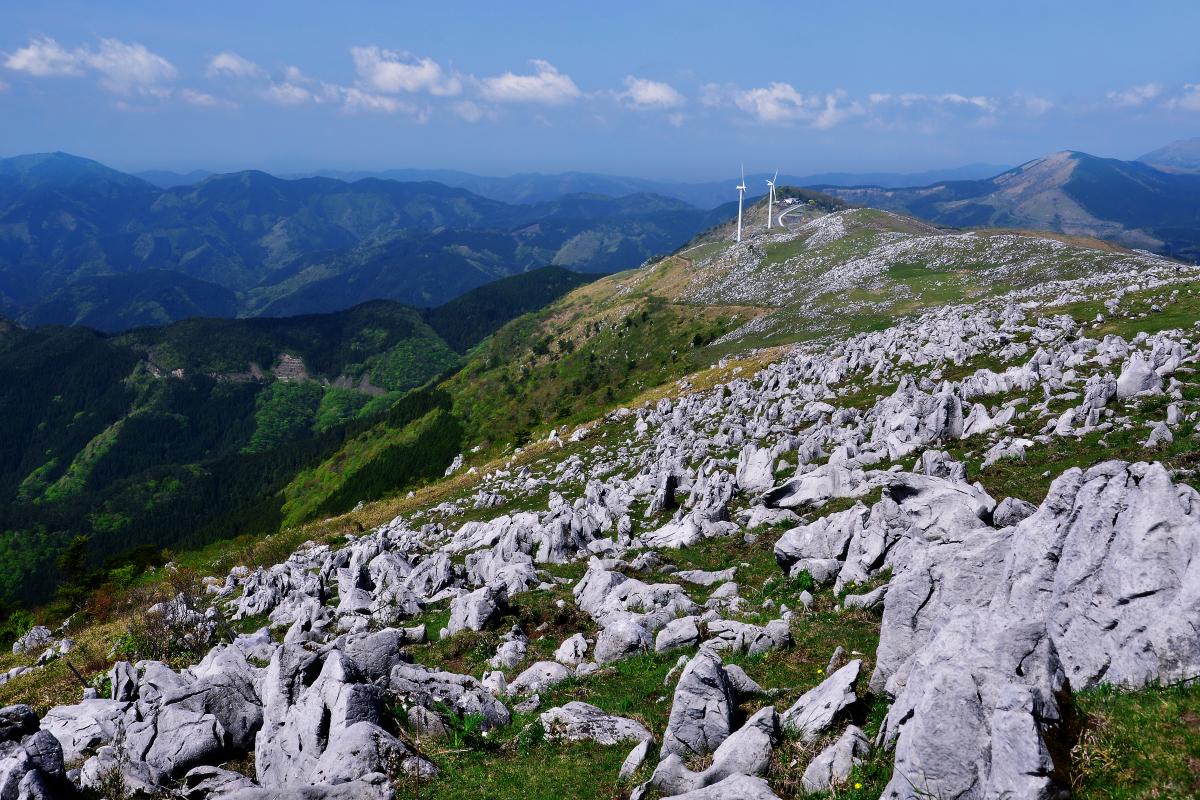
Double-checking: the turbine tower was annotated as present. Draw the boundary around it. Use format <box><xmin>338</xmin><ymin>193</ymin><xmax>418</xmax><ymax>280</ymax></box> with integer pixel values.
<box><xmin>735</xmin><ymin>165</ymin><xmax>747</xmax><ymax>243</ymax></box>
<box><xmin>765</xmin><ymin>169</ymin><xmax>779</xmax><ymax>229</ymax></box>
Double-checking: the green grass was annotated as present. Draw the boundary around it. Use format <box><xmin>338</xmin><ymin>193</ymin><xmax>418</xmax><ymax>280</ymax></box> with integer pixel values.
<box><xmin>1071</xmin><ymin>682</ymin><xmax>1200</xmax><ymax>799</ymax></box>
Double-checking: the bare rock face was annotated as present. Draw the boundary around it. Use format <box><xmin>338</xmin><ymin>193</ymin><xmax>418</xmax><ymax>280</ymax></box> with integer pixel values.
<box><xmin>10</xmin><ymin>627</ymin><xmax>51</xmax><ymax>656</ymax></box>
<box><xmin>780</xmin><ymin>660</ymin><xmax>860</xmax><ymax>741</ymax></box>
<box><xmin>539</xmin><ymin>702</ymin><xmax>652</xmax><ymax>745</ymax></box>
<box><xmin>0</xmin><ymin>713</ymin><xmax>68</xmax><ymax>800</ymax></box>
<box><xmin>877</xmin><ymin>461</ymin><xmax>1200</xmax><ymax>800</ymax></box>
<box><xmin>651</xmin><ymin>773</ymin><xmax>782</xmax><ymax>799</ymax></box>
<box><xmin>446</xmin><ymin>586</ymin><xmax>505</xmax><ymax>636</ymax></box>
<box><xmin>646</xmin><ymin>706</ymin><xmax>779</xmax><ymax>796</ymax></box>
<box><xmin>42</xmin><ymin>700</ymin><xmax>133</xmax><ymax>763</ymax></box>
<box><xmin>661</xmin><ymin>648</ymin><xmax>739</xmax><ymax>758</ymax></box>
<box><xmin>1115</xmin><ymin>351</ymin><xmax>1162</xmax><ymax>398</ymax></box>
<box><xmin>801</xmin><ymin>724</ymin><xmax>869</xmax><ymax>792</ymax></box>
<box><xmin>508</xmin><ymin>661</ymin><xmax>572</xmax><ymax>696</ymax></box>
<box><xmin>388</xmin><ymin>661</ymin><xmax>511</xmax><ymax>730</ymax></box>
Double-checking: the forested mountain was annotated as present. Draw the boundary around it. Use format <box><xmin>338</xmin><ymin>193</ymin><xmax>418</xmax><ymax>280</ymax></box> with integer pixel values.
<box><xmin>0</xmin><ymin>153</ymin><xmax>728</xmax><ymax>328</ymax></box>
<box><xmin>290</xmin><ymin>164</ymin><xmax>1007</xmax><ymax>207</ymax></box>
<box><xmin>0</xmin><ymin>267</ymin><xmax>595</xmax><ymax>607</ymax></box>
<box><xmin>820</xmin><ymin>150</ymin><xmax>1200</xmax><ymax>260</ymax></box>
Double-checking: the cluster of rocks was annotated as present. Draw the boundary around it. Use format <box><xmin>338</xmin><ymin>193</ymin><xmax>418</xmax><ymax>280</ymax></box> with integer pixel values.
<box><xmin>8</xmin><ymin>262</ymin><xmax>1200</xmax><ymax>798</ymax></box>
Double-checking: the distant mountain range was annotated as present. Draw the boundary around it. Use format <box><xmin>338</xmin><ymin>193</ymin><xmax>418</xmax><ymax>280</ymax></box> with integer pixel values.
<box><xmin>136</xmin><ymin>163</ymin><xmax>1011</xmax><ymax>208</ymax></box>
<box><xmin>820</xmin><ymin>150</ymin><xmax>1200</xmax><ymax>261</ymax></box>
<box><xmin>1138</xmin><ymin>136</ymin><xmax>1200</xmax><ymax>173</ymax></box>
<box><xmin>1</xmin><ymin>152</ymin><xmax>733</xmax><ymax>330</ymax></box>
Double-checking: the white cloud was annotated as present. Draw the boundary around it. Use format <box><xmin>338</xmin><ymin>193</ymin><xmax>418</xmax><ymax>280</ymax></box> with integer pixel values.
<box><xmin>89</xmin><ymin>38</ymin><xmax>176</xmax><ymax>94</ymax></box>
<box><xmin>351</xmin><ymin>46</ymin><xmax>460</xmax><ymax>96</ymax></box>
<box><xmin>1167</xmin><ymin>83</ymin><xmax>1200</xmax><ymax>112</ymax></box>
<box><xmin>207</xmin><ymin>51</ymin><xmax>261</xmax><ymax>79</ymax></box>
<box><xmin>341</xmin><ymin>86</ymin><xmax>410</xmax><ymax>114</ymax></box>
<box><xmin>619</xmin><ymin>75</ymin><xmax>684</xmax><ymax>109</ymax></box>
<box><xmin>480</xmin><ymin>59</ymin><xmax>580</xmax><ymax>104</ymax></box>
<box><xmin>870</xmin><ymin>92</ymin><xmax>996</xmax><ymax>112</ymax></box>
<box><xmin>180</xmin><ymin>88</ymin><xmax>234</xmax><ymax>108</ymax></box>
<box><xmin>3</xmin><ymin>36</ymin><xmax>175</xmax><ymax>96</ymax></box>
<box><xmin>265</xmin><ymin>81</ymin><xmax>313</xmax><ymax>106</ymax></box>
<box><xmin>1106</xmin><ymin>82</ymin><xmax>1161</xmax><ymax>108</ymax></box>
<box><xmin>453</xmin><ymin>100</ymin><xmax>484</xmax><ymax>122</ymax></box>
<box><xmin>4</xmin><ymin>36</ymin><xmax>84</xmax><ymax>76</ymax></box>
<box><xmin>730</xmin><ymin>82</ymin><xmax>862</xmax><ymax>127</ymax></box>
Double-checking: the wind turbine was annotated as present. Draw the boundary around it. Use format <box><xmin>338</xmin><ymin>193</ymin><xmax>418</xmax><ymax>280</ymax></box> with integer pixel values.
<box><xmin>765</xmin><ymin>169</ymin><xmax>779</xmax><ymax>229</ymax></box>
<box><xmin>735</xmin><ymin>165</ymin><xmax>747</xmax><ymax>243</ymax></box>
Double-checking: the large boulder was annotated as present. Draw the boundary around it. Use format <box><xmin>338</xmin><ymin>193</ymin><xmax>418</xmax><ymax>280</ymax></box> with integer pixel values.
<box><xmin>539</xmin><ymin>702</ymin><xmax>652</xmax><ymax>745</ymax></box>
<box><xmin>124</xmin><ymin>704</ymin><xmax>227</xmax><ymax>777</ymax></box>
<box><xmin>508</xmin><ymin>662</ymin><xmax>571</xmax><ymax>696</ymax></box>
<box><xmin>801</xmin><ymin>724</ymin><xmax>869</xmax><ymax>792</ymax></box>
<box><xmin>446</xmin><ymin>586</ymin><xmax>505</xmax><ymax>636</ymax></box>
<box><xmin>42</xmin><ymin>700</ymin><xmax>133</xmax><ymax>763</ymax></box>
<box><xmin>647</xmin><ymin>706</ymin><xmax>778</xmax><ymax>796</ymax></box>
<box><xmin>780</xmin><ymin>660</ymin><xmax>860</xmax><ymax>741</ymax></box>
<box><xmin>661</xmin><ymin>649</ymin><xmax>738</xmax><ymax>758</ymax></box>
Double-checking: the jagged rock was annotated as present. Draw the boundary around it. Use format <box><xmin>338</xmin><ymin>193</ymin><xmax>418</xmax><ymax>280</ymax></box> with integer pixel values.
<box><xmin>447</xmin><ymin>586</ymin><xmax>505</xmax><ymax>636</ymax></box>
<box><xmin>219</xmin><ymin>777</ymin><xmax>395</xmax><ymax>800</ymax></box>
<box><xmin>722</xmin><ymin>665</ymin><xmax>765</xmax><ymax>698</ymax></box>
<box><xmin>674</xmin><ymin>568</ymin><xmax>736</xmax><ymax>586</ymax></box>
<box><xmin>620</xmin><ymin>738</ymin><xmax>652</xmax><ymax>781</ymax></box>
<box><xmin>309</xmin><ymin>721</ymin><xmax>427</xmax><ymax>784</ymax></box>
<box><xmin>0</xmin><ymin>706</ymin><xmax>37</xmax><ymax>742</ymax></box>
<box><xmin>655</xmin><ymin>616</ymin><xmax>701</xmax><ymax>654</ymax></box>
<box><xmin>843</xmin><ymin>584</ymin><xmax>887</xmax><ymax>611</ymax></box>
<box><xmin>1116</xmin><ymin>351</ymin><xmax>1162</xmax><ymax>398</ymax></box>
<box><xmin>173</xmin><ymin>644</ymin><xmax>264</xmax><ymax>752</ymax></box>
<box><xmin>661</xmin><ymin>648</ymin><xmax>738</xmax><ymax>758</ymax></box>
<box><xmin>594</xmin><ymin>620</ymin><xmax>652</xmax><ymax>664</ymax></box>
<box><xmin>735</xmin><ymin>444</ymin><xmax>776</xmax><ymax>493</ymax></box>
<box><xmin>539</xmin><ymin>702</ymin><xmax>652</xmax><ymax>745</ymax></box>
<box><xmin>648</xmin><ymin>706</ymin><xmax>779</xmax><ymax>796</ymax></box>
<box><xmin>389</xmin><ymin>662</ymin><xmax>510</xmax><ymax>730</ymax></box>
<box><xmin>343</xmin><ymin>628</ymin><xmax>413</xmax><ymax>682</ymax></box>
<box><xmin>554</xmin><ymin>633</ymin><xmax>588</xmax><ymax>666</ymax></box>
<box><xmin>508</xmin><ymin>661</ymin><xmax>571</xmax><ymax>696</ymax></box>
<box><xmin>80</xmin><ymin>745</ymin><xmax>163</xmax><ymax>797</ymax></box>
<box><xmin>876</xmin><ymin>461</ymin><xmax>1200</xmax><ymax>799</ymax></box>
<box><xmin>182</xmin><ymin>765</ymin><xmax>258</xmax><ymax>799</ymax></box>
<box><xmin>992</xmin><ymin>496</ymin><xmax>1037</xmax><ymax>528</ymax></box>
<box><xmin>10</xmin><ymin>627</ymin><xmax>51</xmax><ymax>656</ymax></box>
<box><xmin>124</xmin><ymin>704</ymin><xmax>227</xmax><ymax>777</ymax></box>
<box><xmin>489</xmin><ymin>627</ymin><xmax>529</xmax><ymax>670</ymax></box>
<box><xmin>704</xmin><ymin>619</ymin><xmax>791</xmax><ymax>656</ymax></box>
<box><xmin>654</xmin><ymin>773</ymin><xmax>782</xmax><ymax>799</ymax></box>
<box><xmin>109</xmin><ymin>661</ymin><xmax>137</xmax><ymax>702</ymax></box>
<box><xmin>1144</xmin><ymin>422</ymin><xmax>1173</xmax><ymax>448</ymax></box>
<box><xmin>800</xmin><ymin>724</ymin><xmax>869</xmax><ymax>792</ymax></box>
<box><xmin>780</xmin><ymin>660</ymin><xmax>860</xmax><ymax>741</ymax></box>
<box><xmin>42</xmin><ymin>700</ymin><xmax>132</xmax><ymax>763</ymax></box>
<box><xmin>256</xmin><ymin>648</ymin><xmax>386</xmax><ymax>787</ymax></box>
<box><xmin>406</xmin><ymin>705</ymin><xmax>451</xmax><ymax>739</ymax></box>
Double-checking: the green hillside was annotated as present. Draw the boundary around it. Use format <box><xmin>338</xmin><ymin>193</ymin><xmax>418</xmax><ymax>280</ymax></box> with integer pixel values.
<box><xmin>0</xmin><ymin>268</ymin><xmax>591</xmax><ymax>608</ymax></box>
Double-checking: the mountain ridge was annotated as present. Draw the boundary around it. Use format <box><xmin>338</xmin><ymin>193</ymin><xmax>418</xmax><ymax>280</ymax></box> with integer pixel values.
<box><xmin>0</xmin><ymin>152</ymin><xmax>727</xmax><ymax>329</ymax></box>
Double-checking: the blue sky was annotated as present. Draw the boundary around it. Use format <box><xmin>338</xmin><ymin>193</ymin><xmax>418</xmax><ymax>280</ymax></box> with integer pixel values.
<box><xmin>1</xmin><ymin>0</ymin><xmax>1198</xmax><ymax>179</ymax></box>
